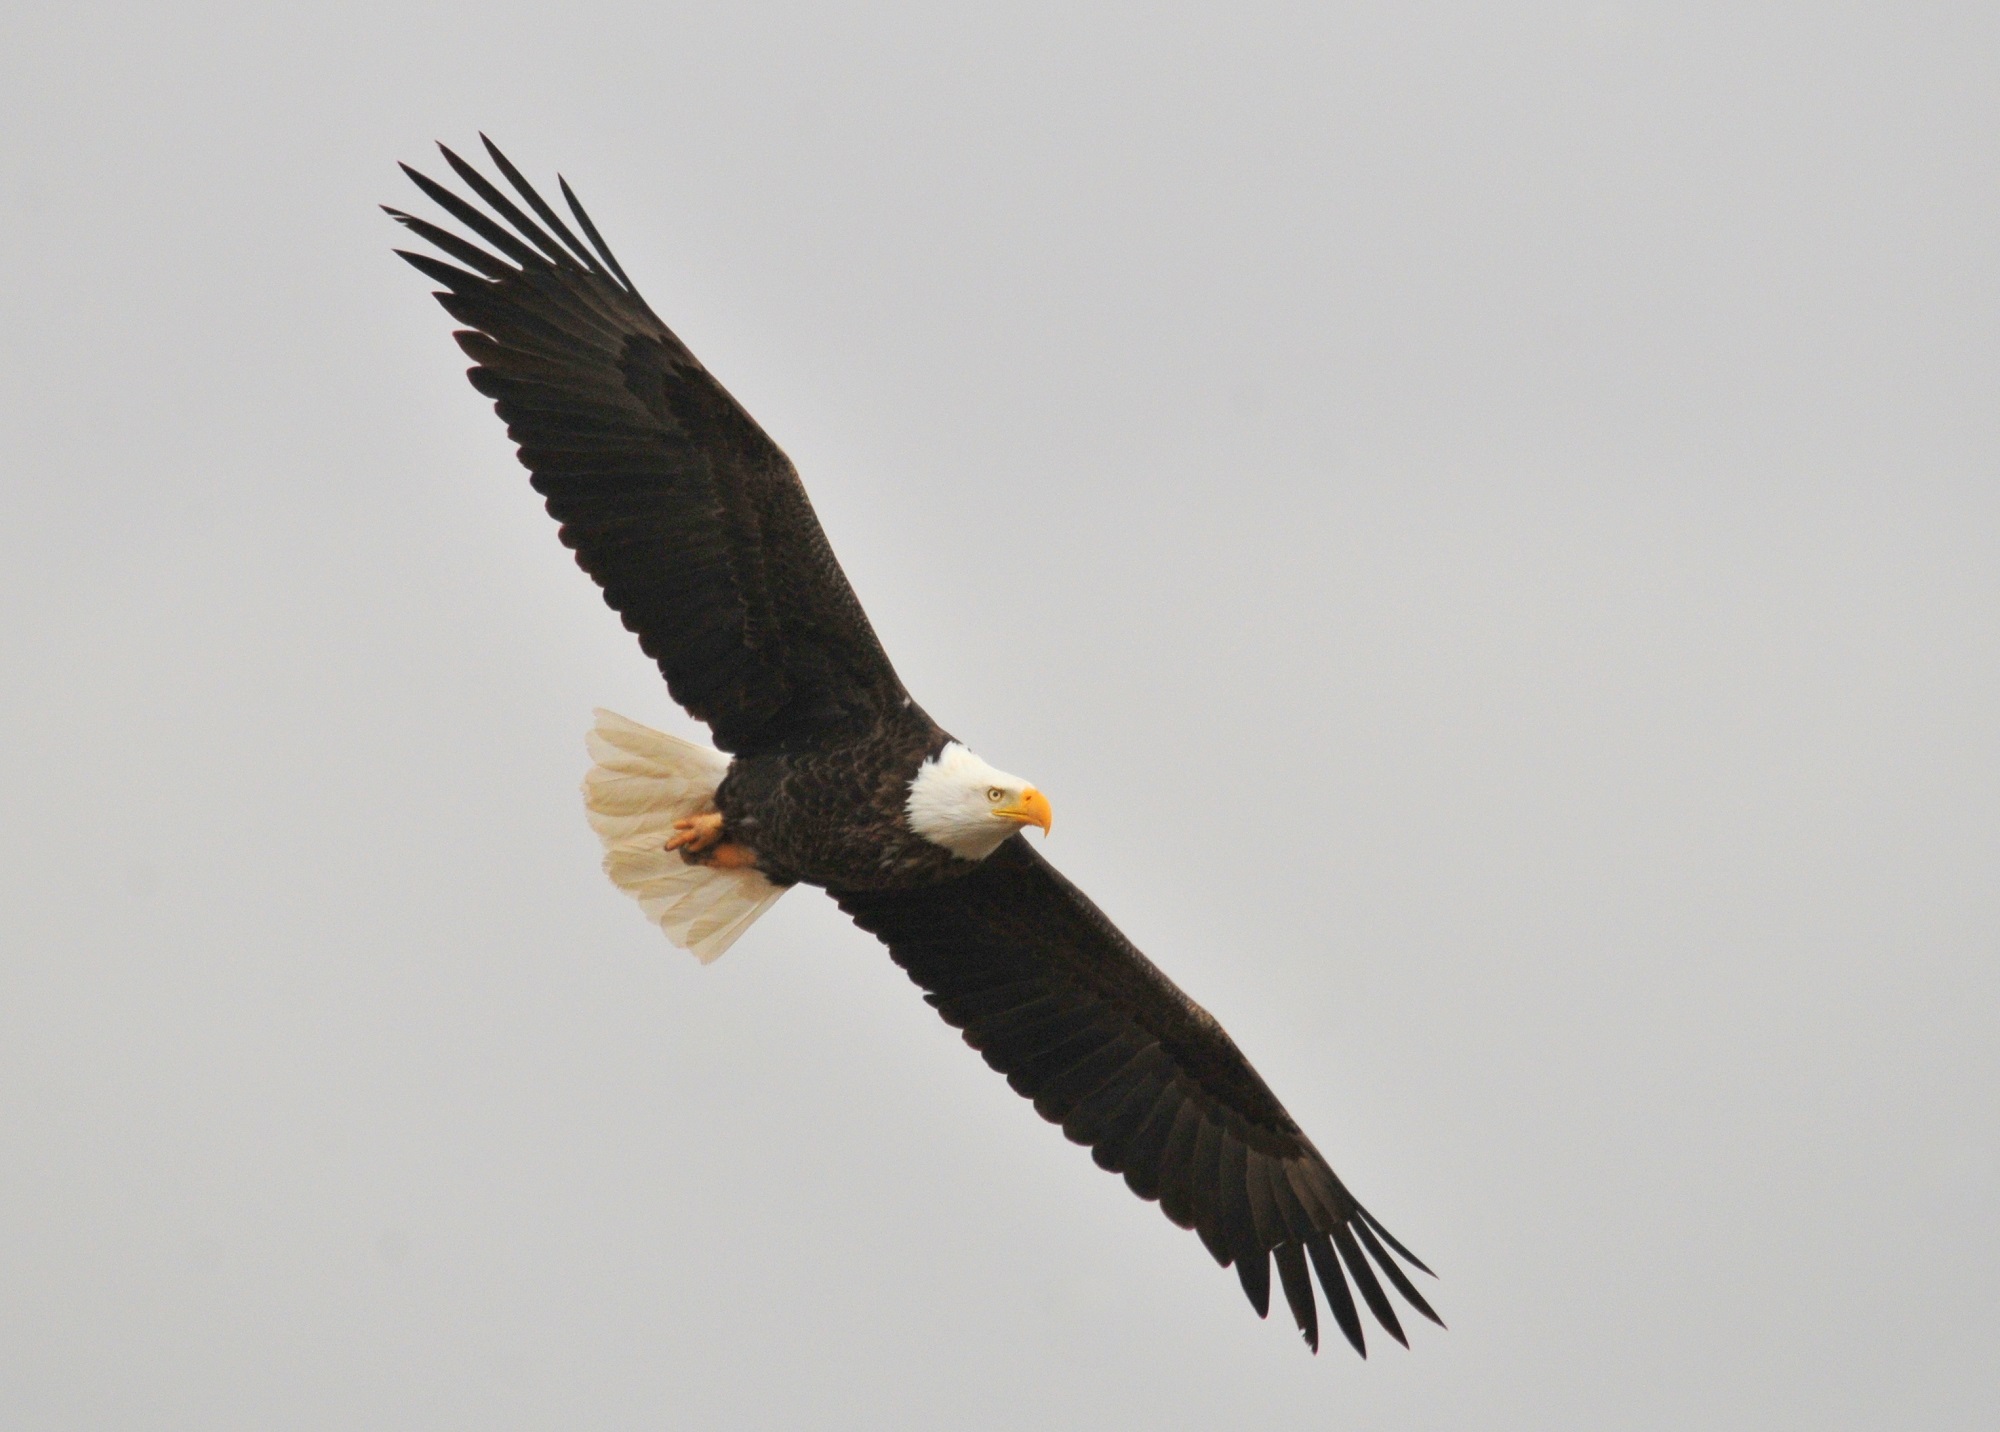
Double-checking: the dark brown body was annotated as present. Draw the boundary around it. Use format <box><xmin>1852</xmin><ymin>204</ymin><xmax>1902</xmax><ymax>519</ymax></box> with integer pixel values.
<box><xmin>715</xmin><ymin>707</ymin><xmax>971</xmax><ymax>890</ymax></box>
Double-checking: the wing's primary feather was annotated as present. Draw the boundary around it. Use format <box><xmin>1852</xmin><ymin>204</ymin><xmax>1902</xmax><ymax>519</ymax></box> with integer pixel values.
<box><xmin>834</xmin><ymin>838</ymin><xmax>1442</xmax><ymax>1353</ymax></box>
<box><xmin>388</xmin><ymin>142</ymin><xmax>908</xmax><ymax>754</ymax></box>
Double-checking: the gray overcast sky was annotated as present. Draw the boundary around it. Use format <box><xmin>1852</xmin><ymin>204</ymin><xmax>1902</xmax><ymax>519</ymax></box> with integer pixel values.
<box><xmin>4</xmin><ymin>3</ymin><xmax>1996</xmax><ymax>1427</ymax></box>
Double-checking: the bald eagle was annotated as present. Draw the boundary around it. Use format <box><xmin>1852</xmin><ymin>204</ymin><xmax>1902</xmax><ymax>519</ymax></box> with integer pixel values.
<box><xmin>387</xmin><ymin>139</ymin><xmax>1442</xmax><ymax>1356</ymax></box>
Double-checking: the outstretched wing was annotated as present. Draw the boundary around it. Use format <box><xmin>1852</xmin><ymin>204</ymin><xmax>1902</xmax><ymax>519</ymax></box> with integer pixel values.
<box><xmin>388</xmin><ymin>139</ymin><xmax>907</xmax><ymax>755</ymax></box>
<box><xmin>835</xmin><ymin>838</ymin><xmax>1441</xmax><ymax>1355</ymax></box>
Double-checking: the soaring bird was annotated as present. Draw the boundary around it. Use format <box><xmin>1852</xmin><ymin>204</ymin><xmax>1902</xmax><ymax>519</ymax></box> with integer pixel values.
<box><xmin>387</xmin><ymin>139</ymin><xmax>1442</xmax><ymax>1355</ymax></box>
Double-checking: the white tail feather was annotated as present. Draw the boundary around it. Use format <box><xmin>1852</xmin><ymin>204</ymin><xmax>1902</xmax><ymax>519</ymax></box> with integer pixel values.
<box><xmin>582</xmin><ymin>709</ymin><xmax>785</xmax><ymax>963</ymax></box>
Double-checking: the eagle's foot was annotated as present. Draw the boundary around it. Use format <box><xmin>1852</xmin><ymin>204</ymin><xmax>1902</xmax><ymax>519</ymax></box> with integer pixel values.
<box><xmin>666</xmin><ymin>811</ymin><xmax>725</xmax><ymax>857</ymax></box>
<box><xmin>697</xmin><ymin>841</ymin><xmax>759</xmax><ymax>871</ymax></box>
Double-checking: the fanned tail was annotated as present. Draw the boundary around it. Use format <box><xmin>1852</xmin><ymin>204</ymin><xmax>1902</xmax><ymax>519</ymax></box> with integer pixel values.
<box><xmin>582</xmin><ymin>709</ymin><xmax>785</xmax><ymax>962</ymax></box>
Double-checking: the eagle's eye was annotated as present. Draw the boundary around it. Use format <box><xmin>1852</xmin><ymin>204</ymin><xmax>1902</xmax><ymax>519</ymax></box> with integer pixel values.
<box><xmin>987</xmin><ymin>787</ymin><xmax>1005</xmax><ymax>803</ymax></box>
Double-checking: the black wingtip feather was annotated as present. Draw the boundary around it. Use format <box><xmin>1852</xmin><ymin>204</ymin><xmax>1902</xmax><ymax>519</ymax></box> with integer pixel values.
<box><xmin>394</xmin><ymin>249</ymin><xmax>484</xmax><ymax>292</ymax></box>
<box><xmin>1194</xmin><ymin>1221</ymin><xmax>1232</xmax><ymax>1269</ymax></box>
<box><xmin>1273</xmin><ymin>1243</ymin><xmax>1319</xmax><ymax>1352</ymax></box>
<box><xmin>1305</xmin><ymin>1232</ymin><xmax>1367</xmax><ymax>1357</ymax></box>
<box><xmin>559</xmin><ymin>174</ymin><xmax>635</xmax><ymax>290</ymax></box>
<box><xmin>1359</xmin><ymin>1206</ymin><xmax>1436</xmax><ymax>1278</ymax></box>
<box><xmin>1236</xmin><ymin>1249</ymin><xmax>1272</xmax><ymax>1319</ymax></box>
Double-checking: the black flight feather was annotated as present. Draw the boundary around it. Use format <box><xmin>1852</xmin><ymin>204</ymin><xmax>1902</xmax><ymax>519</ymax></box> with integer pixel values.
<box><xmin>560</xmin><ymin>174</ymin><xmax>634</xmax><ymax>290</ymax></box>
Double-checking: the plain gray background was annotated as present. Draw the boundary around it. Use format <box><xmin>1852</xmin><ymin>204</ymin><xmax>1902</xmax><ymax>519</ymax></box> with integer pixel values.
<box><xmin>4</xmin><ymin>3</ymin><xmax>1995</xmax><ymax>1427</ymax></box>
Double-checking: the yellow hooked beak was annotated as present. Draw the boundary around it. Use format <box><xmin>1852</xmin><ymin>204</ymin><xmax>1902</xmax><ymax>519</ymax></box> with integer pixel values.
<box><xmin>995</xmin><ymin>787</ymin><xmax>1053</xmax><ymax>835</ymax></box>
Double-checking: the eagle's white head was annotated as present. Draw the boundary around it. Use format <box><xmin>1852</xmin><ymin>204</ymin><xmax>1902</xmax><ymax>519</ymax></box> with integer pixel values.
<box><xmin>906</xmin><ymin>742</ymin><xmax>1053</xmax><ymax>860</ymax></box>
